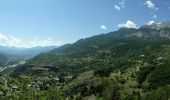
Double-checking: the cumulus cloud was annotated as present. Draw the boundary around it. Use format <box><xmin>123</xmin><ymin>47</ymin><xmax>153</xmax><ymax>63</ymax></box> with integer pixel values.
<box><xmin>118</xmin><ymin>20</ymin><xmax>137</xmax><ymax>28</ymax></box>
<box><xmin>0</xmin><ymin>33</ymin><xmax>62</xmax><ymax>48</ymax></box>
<box><xmin>100</xmin><ymin>25</ymin><xmax>107</xmax><ymax>30</ymax></box>
<box><xmin>147</xmin><ymin>20</ymin><xmax>155</xmax><ymax>25</ymax></box>
<box><xmin>114</xmin><ymin>5</ymin><xmax>121</xmax><ymax>10</ymax></box>
<box><xmin>146</xmin><ymin>0</ymin><xmax>154</xmax><ymax>8</ymax></box>
<box><xmin>0</xmin><ymin>33</ymin><xmax>22</xmax><ymax>47</ymax></box>
<box><xmin>145</xmin><ymin>0</ymin><xmax>159</xmax><ymax>11</ymax></box>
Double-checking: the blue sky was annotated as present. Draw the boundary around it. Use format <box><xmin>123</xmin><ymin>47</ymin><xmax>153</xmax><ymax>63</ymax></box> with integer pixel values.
<box><xmin>0</xmin><ymin>0</ymin><xmax>170</xmax><ymax>47</ymax></box>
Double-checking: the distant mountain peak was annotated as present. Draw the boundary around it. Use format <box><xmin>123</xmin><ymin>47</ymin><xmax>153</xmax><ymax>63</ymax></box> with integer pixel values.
<box><xmin>140</xmin><ymin>21</ymin><xmax>170</xmax><ymax>30</ymax></box>
<box><xmin>160</xmin><ymin>21</ymin><xmax>170</xmax><ymax>28</ymax></box>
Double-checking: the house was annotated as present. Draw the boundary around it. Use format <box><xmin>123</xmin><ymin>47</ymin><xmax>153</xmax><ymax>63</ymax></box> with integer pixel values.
<box><xmin>52</xmin><ymin>77</ymin><xmax>59</xmax><ymax>81</ymax></box>
<box><xmin>64</xmin><ymin>75</ymin><xmax>72</xmax><ymax>79</ymax></box>
<box><xmin>0</xmin><ymin>91</ymin><xmax>3</xmax><ymax>96</ymax></box>
<box><xmin>9</xmin><ymin>84</ymin><xmax>18</xmax><ymax>90</ymax></box>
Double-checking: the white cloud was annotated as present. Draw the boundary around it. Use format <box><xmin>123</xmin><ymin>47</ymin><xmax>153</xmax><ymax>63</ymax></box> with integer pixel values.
<box><xmin>0</xmin><ymin>33</ymin><xmax>22</xmax><ymax>47</ymax></box>
<box><xmin>0</xmin><ymin>33</ymin><xmax>62</xmax><ymax>48</ymax></box>
<box><xmin>8</xmin><ymin>36</ymin><xmax>22</xmax><ymax>47</ymax></box>
<box><xmin>100</xmin><ymin>25</ymin><xmax>107</xmax><ymax>30</ymax></box>
<box><xmin>29</xmin><ymin>38</ymin><xmax>63</xmax><ymax>47</ymax></box>
<box><xmin>114</xmin><ymin>5</ymin><xmax>121</xmax><ymax>10</ymax></box>
<box><xmin>147</xmin><ymin>20</ymin><xmax>154</xmax><ymax>25</ymax></box>
<box><xmin>153</xmin><ymin>14</ymin><xmax>157</xmax><ymax>19</ymax></box>
<box><xmin>146</xmin><ymin>0</ymin><xmax>154</xmax><ymax>8</ymax></box>
<box><xmin>118</xmin><ymin>20</ymin><xmax>137</xmax><ymax>28</ymax></box>
<box><xmin>114</xmin><ymin>0</ymin><xmax>125</xmax><ymax>10</ymax></box>
<box><xmin>145</xmin><ymin>0</ymin><xmax>159</xmax><ymax>11</ymax></box>
<box><xmin>0</xmin><ymin>33</ymin><xmax>8</xmax><ymax>46</ymax></box>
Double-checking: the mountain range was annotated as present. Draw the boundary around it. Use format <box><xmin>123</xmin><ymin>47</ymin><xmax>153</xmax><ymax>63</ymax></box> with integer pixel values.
<box><xmin>1</xmin><ymin>21</ymin><xmax>170</xmax><ymax>99</ymax></box>
<box><xmin>29</xmin><ymin>21</ymin><xmax>170</xmax><ymax>66</ymax></box>
<box><xmin>22</xmin><ymin>21</ymin><xmax>170</xmax><ymax>99</ymax></box>
<box><xmin>0</xmin><ymin>46</ymin><xmax>58</xmax><ymax>67</ymax></box>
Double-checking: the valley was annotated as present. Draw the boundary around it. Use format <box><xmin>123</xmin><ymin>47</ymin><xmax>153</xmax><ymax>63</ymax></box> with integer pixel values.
<box><xmin>1</xmin><ymin>0</ymin><xmax>170</xmax><ymax>99</ymax></box>
<box><xmin>0</xmin><ymin>60</ymin><xmax>25</xmax><ymax>72</ymax></box>
<box><xmin>1</xmin><ymin>22</ymin><xmax>170</xmax><ymax>99</ymax></box>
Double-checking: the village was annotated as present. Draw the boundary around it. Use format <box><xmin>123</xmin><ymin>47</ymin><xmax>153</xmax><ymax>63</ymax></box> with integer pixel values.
<box><xmin>0</xmin><ymin>69</ymin><xmax>73</xmax><ymax>96</ymax></box>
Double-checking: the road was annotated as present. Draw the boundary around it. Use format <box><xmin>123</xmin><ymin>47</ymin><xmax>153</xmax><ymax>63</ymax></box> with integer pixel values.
<box><xmin>0</xmin><ymin>60</ymin><xmax>25</xmax><ymax>73</ymax></box>
<box><xmin>0</xmin><ymin>60</ymin><xmax>25</xmax><ymax>89</ymax></box>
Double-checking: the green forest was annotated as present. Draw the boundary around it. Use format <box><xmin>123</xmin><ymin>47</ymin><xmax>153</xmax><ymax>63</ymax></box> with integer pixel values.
<box><xmin>1</xmin><ymin>26</ymin><xmax>170</xmax><ymax>100</ymax></box>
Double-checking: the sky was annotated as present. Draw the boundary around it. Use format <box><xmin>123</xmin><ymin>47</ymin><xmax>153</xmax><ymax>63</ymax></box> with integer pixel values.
<box><xmin>0</xmin><ymin>0</ymin><xmax>170</xmax><ymax>48</ymax></box>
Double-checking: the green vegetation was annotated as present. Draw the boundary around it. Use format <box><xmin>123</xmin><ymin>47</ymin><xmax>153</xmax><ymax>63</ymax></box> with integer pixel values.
<box><xmin>1</xmin><ymin>26</ymin><xmax>170</xmax><ymax>99</ymax></box>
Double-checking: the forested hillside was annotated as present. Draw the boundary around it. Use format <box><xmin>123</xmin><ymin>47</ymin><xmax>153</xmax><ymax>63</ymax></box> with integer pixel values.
<box><xmin>1</xmin><ymin>23</ymin><xmax>170</xmax><ymax>99</ymax></box>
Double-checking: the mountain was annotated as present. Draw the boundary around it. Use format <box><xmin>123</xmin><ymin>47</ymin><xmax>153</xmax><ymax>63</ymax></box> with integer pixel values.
<box><xmin>0</xmin><ymin>46</ymin><xmax>58</xmax><ymax>58</ymax></box>
<box><xmin>14</xmin><ymin>46</ymin><xmax>59</xmax><ymax>58</ymax></box>
<box><xmin>0</xmin><ymin>52</ymin><xmax>9</xmax><ymax>66</ymax></box>
<box><xmin>29</xmin><ymin>22</ymin><xmax>170</xmax><ymax>66</ymax></box>
<box><xmin>3</xmin><ymin>21</ymin><xmax>170</xmax><ymax>99</ymax></box>
<box><xmin>20</xmin><ymin>22</ymin><xmax>170</xmax><ymax>99</ymax></box>
<box><xmin>0</xmin><ymin>50</ymin><xmax>21</xmax><ymax>68</ymax></box>
<box><xmin>0</xmin><ymin>46</ymin><xmax>58</xmax><ymax>69</ymax></box>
